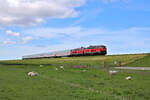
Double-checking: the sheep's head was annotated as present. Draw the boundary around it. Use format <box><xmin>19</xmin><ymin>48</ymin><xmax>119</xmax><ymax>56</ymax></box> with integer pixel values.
<box><xmin>109</xmin><ymin>70</ymin><xmax>118</xmax><ymax>75</ymax></box>
<box><xmin>125</xmin><ymin>76</ymin><xmax>132</xmax><ymax>80</ymax></box>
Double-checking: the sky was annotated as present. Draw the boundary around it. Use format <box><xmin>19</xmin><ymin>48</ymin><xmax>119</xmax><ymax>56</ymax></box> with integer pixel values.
<box><xmin>0</xmin><ymin>0</ymin><xmax>150</xmax><ymax>60</ymax></box>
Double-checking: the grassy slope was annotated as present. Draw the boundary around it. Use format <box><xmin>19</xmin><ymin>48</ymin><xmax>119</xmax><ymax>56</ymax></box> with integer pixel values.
<box><xmin>0</xmin><ymin>54</ymin><xmax>148</xmax><ymax>67</ymax></box>
<box><xmin>0</xmin><ymin>54</ymin><xmax>150</xmax><ymax>100</ymax></box>
<box><xmin>127</xmin><ymin>54</ymin><xmax>150</xmax><ymax>67</ymax></box>
<box><xmin>0</xmin><ymin>64</ymin><xmax>150</xmax><ymax>100</ymax></box>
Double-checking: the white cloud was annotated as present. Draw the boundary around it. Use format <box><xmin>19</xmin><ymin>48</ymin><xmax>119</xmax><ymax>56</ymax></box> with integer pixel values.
<box><xmin>22</xmin><ymin>36</ymin><xmax>33</xmax><ymax>44</ymax></box>
<box><xmin>1</xmin><ymin>26</ymin><xmax>150</xmax><ymax>59</ymax></box>
<box><xmin>2</xmin><ymin>39</ymin><xmax>17</xmax><ymax>46</ymax></box>
<box><xmin>22</xmin><ymin>26</ymin><xmax>150</xmax><ymax>51</ymax></box>
<box><xmin>2</xmin><ymin>30</ymin><xmax>34</xmax><ymax>46</ymax></box>
<box><xmin>6</xmin><ymin>30</ymin><xmax>20</xmax><ymax>37</ymax></box>
<box><xmin>23</xmin><ymin>26</ymin><xmax>83</xmax><ymax>38</ymax></box>
<box><xmin>0</xmin><ymin>0</ymin><xmax>85</xmax><ymax>26</ymax></box>
<box><xmin>23</xmin><ymin>26</ymin><xmax>150</xmax><ymax>40</ymax></box>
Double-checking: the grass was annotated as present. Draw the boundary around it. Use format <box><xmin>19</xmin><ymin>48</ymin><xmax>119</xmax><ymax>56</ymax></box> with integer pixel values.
<box><xmin>0</xmin><ymin>53</ymin><xmax>150</xmax><ymax>100</ymax></box>
<box><xmin>127</xmin><ymin>54</ymin><xmax>150</xmax><ymax>67</ymax></box>
<box><xmin>0</xmin><ymin>64</ymin><xmax>150</xmax><ymax>100</ymax></box>
<box><xmin>0</xmin><ymin>53</ymin><xmax>148</xmax><ymax>67</ymax></box>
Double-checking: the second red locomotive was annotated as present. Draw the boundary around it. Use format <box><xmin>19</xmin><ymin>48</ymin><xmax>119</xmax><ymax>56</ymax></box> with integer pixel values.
<box><xmin>70</xmin><ymin>45</ymin><xmax>107</xmax><ymax>56</ymax></box>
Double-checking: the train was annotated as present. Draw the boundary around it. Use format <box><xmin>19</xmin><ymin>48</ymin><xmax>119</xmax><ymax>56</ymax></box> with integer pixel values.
<box><xmin>22</xmin><ymin>45</ymin><xmax>107</xmax><ymax>59</ymax></box>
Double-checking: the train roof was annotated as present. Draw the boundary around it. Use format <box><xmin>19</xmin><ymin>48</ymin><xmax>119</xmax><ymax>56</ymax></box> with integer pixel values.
<box><xmin>23</xmin><ymin>50</ymin><xmax>70</xmax><ymax>58</ymax></box>
<box><xmin>72</xmin><ymin>45</ymin><xmax>106</xmax><ymax>50</ymax></box>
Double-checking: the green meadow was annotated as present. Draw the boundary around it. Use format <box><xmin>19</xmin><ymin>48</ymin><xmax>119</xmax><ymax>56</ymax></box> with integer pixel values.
<box><xmin>0</xmin><ymin>53</ymin><xmax>150</xmax><ymax>100</ymax></box>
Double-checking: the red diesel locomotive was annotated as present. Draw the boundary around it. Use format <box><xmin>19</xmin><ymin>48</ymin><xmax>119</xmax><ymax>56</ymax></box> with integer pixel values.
<box><xmin>70</xmin><ymin>45</ymin><xmax>107</xmax><ymax>56</ymax></box>
<box><xmin>22</xmin><ymin>45</ymin><xmax>107</xmax><ymax>59</ymax></box>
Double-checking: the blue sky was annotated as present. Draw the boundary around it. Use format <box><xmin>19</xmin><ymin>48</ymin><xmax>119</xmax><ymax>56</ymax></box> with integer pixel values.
<box><xmin>0</xmin><ymin>0</ymin><xmax>150</xmax><ymax>60</ymax></box>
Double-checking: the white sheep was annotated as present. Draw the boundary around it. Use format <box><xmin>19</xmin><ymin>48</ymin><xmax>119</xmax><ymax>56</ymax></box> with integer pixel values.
<box><xmin>125</xmin><ymin>76</ymin><xmax>132</xmax><ymax>80</ymax></box>
<box><xmin>60</xmin><ymin>66</ymin><xmax>64</xmax><ymax>70</ymax></box>
<box><xmin>82</xmin><ymin>69</ymin><xmax>86</xmax><ymax>72</ymax></box>
<box><xmin>109</xmin><ymin>70</ymin><xmax>118</xmax><ymax>75</ymax></box>
<box><xmin>28</xmin><ymin>71</ymin><xmax>38</xmax><ymax>76</ymax></box>
<box><xmin>40</xmin><ymin>65</ymin><xmax>43</xmax><ymax>67</ymax></box>
<box><xmin>114</xmin><ymin>61</ymin><xmax>118</xmax><ymax>64</ymax></box>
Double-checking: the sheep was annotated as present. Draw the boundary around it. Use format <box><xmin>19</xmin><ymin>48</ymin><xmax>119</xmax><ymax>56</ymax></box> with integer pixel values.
<box><xmin>125</xmin><ymin>76</ymin><xmax>132</xmax><ymax>80</ymax></box>
<box><xmin>28</xmin><ymin>71</ymin><xmax>38</xmax><ymax>76</ymax></box>
<box><xmin>40</xmin><ymin>65</ymin><xmax>43</xmax><ymax>67</ymax></box>
<box><xmin>114</xmin><ymin>61</ymin><xmax>118</xmax><ymax>65</ymax></box>
<box><xmin>82</xmin><ymin>69</ymin><xmax>86</xmax><ymax>72</ymax></box>
<box><xmin>60</xmin><ymin>66</ymin><xmax>64</xmax><ymax>70</ymax></box>
<box><xmin>109</xmin><ymin>70</ymin><xmax>118</xmax><ymax>75</ymax></box>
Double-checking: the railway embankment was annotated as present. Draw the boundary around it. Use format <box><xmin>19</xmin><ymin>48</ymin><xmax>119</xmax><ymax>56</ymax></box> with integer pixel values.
<box><xmin>0</xmin><ymin>53</ymin><xmax>149</xmax><ymax>67</ymax></box>
<box><xmin>126</xmin><ymin>54</ymin><xmax>150</xmax><ymax>67</ymax></box>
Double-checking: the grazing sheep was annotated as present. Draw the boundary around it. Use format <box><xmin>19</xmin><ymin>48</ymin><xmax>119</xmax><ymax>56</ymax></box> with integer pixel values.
<box><xmin>60</xmin><ymin>66</ymin><xmax>64</xmax><ymax>70</ymax></box>
<box><xmin>125</xmin><ymin>76</ymin><xmax>132</xmax><ymax>80</ymax></box>
<box><xmin>82</xmin><ymin>69</ymin><xmax>86</xmax><ymax>72</ymax></box>
<box><xmin>109</xmin><ymin>70</ymin><xmax>118</xmax><ymax>75</ymax></box>
<box><xmin>28</xmin><ymin>71</ymin><xmax>38</xmax><ymax>76</ymax></box>
<box><xmin>40</xmin><ymin>65</ymin><xmax>43</xmax><ymax>67</ymax></box>
<box><xmin>114</xmin><ymin>61</ymin><xmax>118</xmax><ymax>65</ymax></box>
